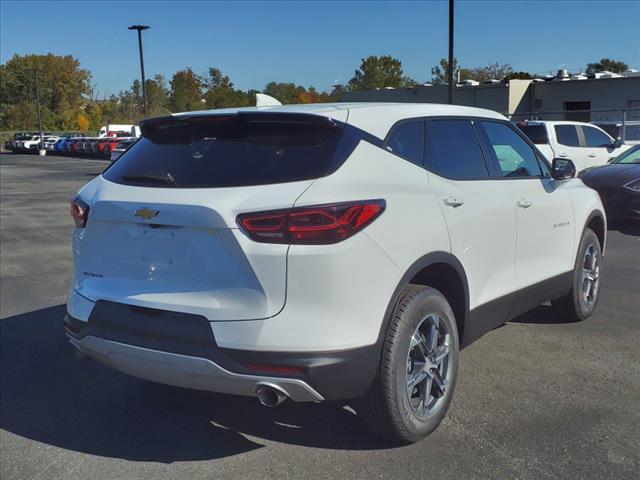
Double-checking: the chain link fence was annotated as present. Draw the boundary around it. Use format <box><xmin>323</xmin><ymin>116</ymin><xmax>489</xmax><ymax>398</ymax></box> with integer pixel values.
<box><xmin>509</xmin><ymin>109</ymin><xmax>640</xmax><ymax>144</ymax></box>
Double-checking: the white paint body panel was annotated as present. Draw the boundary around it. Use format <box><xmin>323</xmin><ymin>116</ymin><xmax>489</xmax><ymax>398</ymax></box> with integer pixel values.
<box><xmin>69</xmin><ymin>103</ymin><xmax>606</xmax><ymax>354</ymax></box>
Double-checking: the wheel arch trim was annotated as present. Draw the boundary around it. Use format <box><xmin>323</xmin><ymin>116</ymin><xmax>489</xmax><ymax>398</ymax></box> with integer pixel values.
<box><xmin>376</xmin><ymin>251</ymin><xmax>470</xmax><ymax>349</ymax></box>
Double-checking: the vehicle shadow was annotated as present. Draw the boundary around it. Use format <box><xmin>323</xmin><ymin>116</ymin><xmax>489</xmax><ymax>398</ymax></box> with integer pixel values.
<box><xmin>508</xmin><ymin>303</ymin><xmax>582</xmax><ymax>325</ymax></box>
<box><xmin>0</xmin><ymin>305</ymin><xmax>393</xmax><ymax>463</ymax></box>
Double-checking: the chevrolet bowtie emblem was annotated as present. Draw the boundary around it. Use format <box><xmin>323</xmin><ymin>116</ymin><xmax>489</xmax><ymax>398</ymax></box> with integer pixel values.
<box><xmin>134</xmin><ymin>208</ymin><xmax>159</xmax><ymax>220</ymax></box>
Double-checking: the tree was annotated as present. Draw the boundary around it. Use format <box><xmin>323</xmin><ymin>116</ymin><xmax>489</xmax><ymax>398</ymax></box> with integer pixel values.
<box><xmin>203</xmin><ymin>68</ymin><xmax>252</xmax><ymax>109</ymax></box>
<box><xmin>263</xmin><ymin>82</ymin><xmax>303</xmax><ymax>104</ymax></box>
<box><xmin>430</xmin><ymin>58</ymin><xmax>516</xmax><ymax>84</ymax></box>
<box><xmin>503</xmin><ymin>71</ymin><xmax>535</xmax><ymax>81</ymax></box>
<box><xmin>430</xmin><ymin>58</ymin><xmax>468</xmax><ymax>85</ymax></box>
<box><xmin>145</xmin><ymin>74</ymin><xmax>170</xmax><ymax>116</ymax></box>
<box><xmin>169</xmin><ymin>68</ymin><xmax>203</xmax><ymax>112</ymax></box>
<box><xmin>348</xmin><ymin>55</ymin><xmax>415</xmax><ymax>91</ymax></box>
<box><xmin>586</xmin><ymin>58</ymin><xmax>629</xmax><ymax>74</ymax></box>
<box><xmin>0</xmin><ymin>53</ymin><xmax>91</xmax><ymax>129</ymax></box>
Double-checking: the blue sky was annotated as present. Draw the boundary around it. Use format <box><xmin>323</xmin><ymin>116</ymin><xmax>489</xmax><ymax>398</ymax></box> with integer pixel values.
<box><xmin>1</xmin><ymin>0</ymin><xmax>639</xmax><ymax>95</ymax></box>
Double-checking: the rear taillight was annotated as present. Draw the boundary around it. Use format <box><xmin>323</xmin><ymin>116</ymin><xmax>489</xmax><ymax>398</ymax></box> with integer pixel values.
<box><xmin>237</xmin><ymin>200</ymin><xmax>385</xmax><ymax>245</ymax></box>
<box><xmin>70</xmin><ymin>196</ymin><xmax>90</xmax><ymax>228</ymax></box>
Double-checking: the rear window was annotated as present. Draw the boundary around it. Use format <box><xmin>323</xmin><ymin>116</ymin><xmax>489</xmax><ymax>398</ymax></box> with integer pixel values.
<box><xmin>518</xmin><ymin>124</ymin><xmax>548</xmax><ymax>144</ymax></box>
<box><xmin>104</xmin><ymin>113</ymin><xmax>347</xmax><ymax>188</ymax></box>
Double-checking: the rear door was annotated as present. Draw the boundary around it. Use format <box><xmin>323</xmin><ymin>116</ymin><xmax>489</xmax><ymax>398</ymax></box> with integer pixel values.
<box><xmin>76</xmin><ymin>111</ymin><xmax>349</xmax><ymax>321</ymax></box>
<box><xmin>580</xmin><ymin>124</ymin><xmax>618</xmax><ymax>166</ymax></box>
<box><xmin>477</xmin><ymin>120</ymin><xmax>574</xmax><ymax>312</ymax></box>
<box><xmin>424</xmin><ymin>118</ymin><xmax>517</xmax><ymax>319</ymax></box>
<box><xmin>552</xmin><ymin>124</ymin><xmax>586</xmax><ymax>170</ymax></box>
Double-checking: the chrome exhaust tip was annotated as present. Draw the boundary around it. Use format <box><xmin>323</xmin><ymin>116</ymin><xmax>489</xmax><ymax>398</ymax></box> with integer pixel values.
<box><xmin>256</xmin><ymin>384</ymin><xmax>288</xmax><ymax>407</ymax></box>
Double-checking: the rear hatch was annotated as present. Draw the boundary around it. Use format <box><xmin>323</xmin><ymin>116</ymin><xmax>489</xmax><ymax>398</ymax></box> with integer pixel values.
<box><xmin>74</xmin><ymin>111</ymin><xmax>349</xmax><ymax>321</ymax></box>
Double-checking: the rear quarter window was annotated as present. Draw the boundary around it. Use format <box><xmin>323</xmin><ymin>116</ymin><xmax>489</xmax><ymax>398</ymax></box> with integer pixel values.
<box><xmin>518</xmin><ymin>124</ymin><xmax>548</xmax><ymax>144</ymax></box>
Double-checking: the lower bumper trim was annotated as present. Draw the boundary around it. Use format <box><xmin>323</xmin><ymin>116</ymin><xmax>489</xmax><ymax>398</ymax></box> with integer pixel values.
<box><xmin>68</xmin><ymin>334</ymin><xmax>324</xmax><ymax>402</ymax></box>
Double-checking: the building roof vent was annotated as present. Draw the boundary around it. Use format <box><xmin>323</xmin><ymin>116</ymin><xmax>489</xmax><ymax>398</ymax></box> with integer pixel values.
<box><xmin>556</xmin><ymin>69</ymin><xmax>569</xmax><ymax>79</ymax></box>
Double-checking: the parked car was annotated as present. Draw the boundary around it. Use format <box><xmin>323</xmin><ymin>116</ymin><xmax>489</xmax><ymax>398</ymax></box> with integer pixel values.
<box><xmin>579</xmin><ymin>144</ymin><xmax>640</xmax><ymax>222</ymax></box>
<box><xmin>42</xmin><ymin>136</ymin><xmax>60</xmax><ymax>151</ymax></box>
<box><xmin>109</xmin><ymin>138</ymin><xmax>135</xmax><ymax>161</ymax></box>
<box><xmin>65</xmin><ymin>103</ymin><xmax>606</xmax><ymax>443</ymax></box>
<box><xmin>20</xmin><ymin>135</ymin><xmax>44</xmax><ymax>152</ymax></box>
<box><xmin>516</xmin><ymin>120</ymin><xmax>630</xmax><ymax>171</ymax></box>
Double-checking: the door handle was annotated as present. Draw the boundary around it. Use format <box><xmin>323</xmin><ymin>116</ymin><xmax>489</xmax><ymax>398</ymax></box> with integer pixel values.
<box><xmin>587</xmin><ymin>153</ymin><xmax>597</xmax><ymax>158</ymax></box>
<box><xmin>516</xmin><ymin>198</ymin><xmax>533</xmax><ymax>209</ymax></box>
<box><xmin>558</xmin><ymin>153</ymin><xmax>568</xmax><ymax>158</ymax></box>
<box><xmin>443</xmin><ymin>196</ymin><xmax>464</xmax><ymax>208</ymax></box>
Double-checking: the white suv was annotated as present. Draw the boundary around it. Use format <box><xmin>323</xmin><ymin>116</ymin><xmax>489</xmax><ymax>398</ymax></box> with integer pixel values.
<box><xmin>517</xmin><ymin>120</ymin><xmax>630</xmax><ymax>171</ymax></box>
<box><xmin>65</xmin><ymin>103</ymin><xmax>606</xmax><ymax>443</ymax></box>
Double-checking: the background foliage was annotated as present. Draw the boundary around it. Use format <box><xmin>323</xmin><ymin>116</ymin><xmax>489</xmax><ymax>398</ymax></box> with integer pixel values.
<box><xmin>1</xmin><ymin>53</ymin><xmax>629</xmax><ymax>133</ymax></box>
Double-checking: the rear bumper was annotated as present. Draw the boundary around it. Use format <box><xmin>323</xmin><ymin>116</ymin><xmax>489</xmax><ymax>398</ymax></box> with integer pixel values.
<box><xmin>67</xmin><ymin>333</ymin><xmax>325</xmax><ymax>402</ymax></box>
<box><xmin>64</xmin><ymin>301</ymin><xmax>380</xmax><ymax>401</ymax></box>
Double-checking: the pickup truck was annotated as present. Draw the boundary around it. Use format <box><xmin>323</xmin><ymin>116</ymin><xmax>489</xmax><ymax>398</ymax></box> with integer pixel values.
<box><xmin>517</xmin><ymin>120</ymin><xmax>631</xmax><ymax>171</ymax></box>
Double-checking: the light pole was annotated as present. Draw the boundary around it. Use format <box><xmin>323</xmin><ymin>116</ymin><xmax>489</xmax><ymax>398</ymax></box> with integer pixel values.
<box><xmin>448</xmin><ymin>0</ymin><xmax>454</xmax><ymax>104</ymax></box>
<box><xmin>33</xmin><ymin>67</ymin><xmax>44</xmax><ymax>150</ymax></box>
<box><xmin>128</xmin><ymin>25</ymin><xmax>150</xmax><ymax>117</ymax></box>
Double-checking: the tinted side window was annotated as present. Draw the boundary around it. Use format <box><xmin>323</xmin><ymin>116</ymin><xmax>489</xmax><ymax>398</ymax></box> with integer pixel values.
<box><xmin>385</xmin><ymin>119</ymin><xmax>424</xmax><ymax>167</ymax></box>
<box><xmin>424</xmin><ymin>119</ymin><xmax>489</xmax><ymax>179</ymax></box>
<box><xmin>582</xmin><ymin>126</ymin><xmax>612</xmax><ymax>148</ymax></box>
<box><xmin>519</xmin><ymin>124</ymin><xmax>548</xmax><ymax>144</ymax></box>
<box><xmin>555</xmin><ymin>125</ymin><xmax>580</xmax><ymax>147</ymax></box>
<box><xmin>480</xmin><ymin>121</ymin><xmax>542</xmax><ymax>178</ymax></box>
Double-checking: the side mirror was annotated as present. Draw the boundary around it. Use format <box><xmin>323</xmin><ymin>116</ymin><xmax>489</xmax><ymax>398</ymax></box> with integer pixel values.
<box><xmin>612</xmin><ymin>138</ymin><xmax>623</xmax><ymax>149</ymax></box>
<box><xmin>551</xmin><ymin>158</ymin><xmax>576</xmax><ymax>180</ymax></box>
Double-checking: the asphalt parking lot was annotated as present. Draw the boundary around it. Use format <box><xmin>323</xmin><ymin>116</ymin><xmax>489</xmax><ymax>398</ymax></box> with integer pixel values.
<box><xmin>1</xmin><ymin>153</ymin><xmax>639</xmax><ymax>480</ymax></box>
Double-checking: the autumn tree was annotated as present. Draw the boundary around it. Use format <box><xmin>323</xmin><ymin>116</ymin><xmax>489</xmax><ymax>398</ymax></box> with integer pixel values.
<box><xmin>348</xmin><ymin>55</ymin><xmax>415</xmax><ymax>90</ymax></box>
<box><xmin>169</xmin><ymin>68</ymin><xmax>204</xmax><ymax>112</ymax></box>
<box><xmin>586</xmin><ymin>58</ymin><xmax>629</xmax><ymax>74</ymax></box>
<box><xmin>0</xmin><ymin>53</ymin><xmax>91</xmax><ymax>129</ymax></box>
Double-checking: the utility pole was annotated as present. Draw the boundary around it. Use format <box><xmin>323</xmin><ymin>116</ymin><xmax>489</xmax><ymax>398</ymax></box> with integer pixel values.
<box><xmin>33</xmin><ymin>67</ymin><xmax>44</xmax><ymax>148</ymax></box>
<box><xmin>128</xmin><ymin>25</ymin><xmax>150</xmax><ymax>117</ymax></box>
<box><xmin>448</xmin><ymin>0</ymin><xmax>455</xmax><ymax>104</ymax></box>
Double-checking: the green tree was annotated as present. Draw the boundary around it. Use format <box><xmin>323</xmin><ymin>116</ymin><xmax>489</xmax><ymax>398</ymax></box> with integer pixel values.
<box><xmin>348</xmin><ymin>55</ymin><xmax>414</xmax><ymax>90</ymax></box>
<box><xmin>169</xmin><ymin>68</ymin><xmax>203</xmax><ymax>112</ymax></box>
<box><xmin>503</xmin><ymin>71</ymin><xmax>535</xmax><ymax>81</ymax></box>
<box><xmin>146</xmin><ymin>74</ymin><xmax>170</xmax><ymax>116</ymax></box>
<box><xmin>203</xmin><ymin>68</ymin><xmax>252</xmax><ymax>109</ymax></box>
<box><xmin>0</xmin><ymin>53</ymin><xmax>91</xmax><ymax>129</ymax></box>
<box><xmin>586</xmin><ymin>58</ymin><xmax>629</xmax><ymax>74</ymax></box>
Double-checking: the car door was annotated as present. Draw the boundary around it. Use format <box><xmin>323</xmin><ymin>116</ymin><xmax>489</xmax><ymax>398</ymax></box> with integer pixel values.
<box><xmin>424</xmin><ymin>118</ymin><xmax>517</xmax><ymax>324</ymax></box>
<box><xmin>552</xmin><ymin>124</ymin><xmax>586</xmax><ymax>170</ymax></box>
<box><xmin>477</xmin><ymin>120</ymin><xmax>575</xmax><ymax>316</ymax></box>
<box><xmin>580</xmin><ymin>124</ymin><xmax>618</xmax><ymax>167</ymax></box>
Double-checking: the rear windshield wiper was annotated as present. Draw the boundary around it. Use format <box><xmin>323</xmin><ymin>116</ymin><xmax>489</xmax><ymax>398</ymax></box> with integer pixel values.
<box><xmin>122</xmin><ymin>172</ymin><xmax>175</xmax><ymax>185</ymax></box>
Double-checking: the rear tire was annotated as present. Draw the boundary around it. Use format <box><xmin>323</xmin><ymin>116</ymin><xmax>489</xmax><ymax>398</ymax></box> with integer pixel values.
<box><xmin>358</xmin><ymin>285</ymin><xmax>459</xmax><ymax>444</ymax></box>
<box><xmin>552</xmin><ymin>228</ymin><xmax>602</xmax><ymax>321</ymax></box>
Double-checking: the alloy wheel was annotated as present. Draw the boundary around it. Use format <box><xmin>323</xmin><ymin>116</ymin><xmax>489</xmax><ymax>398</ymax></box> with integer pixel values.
<box><xmin>405</xmin><ymin>314</ymin><xmax>451</xmax><ymax>418</ymax></box>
